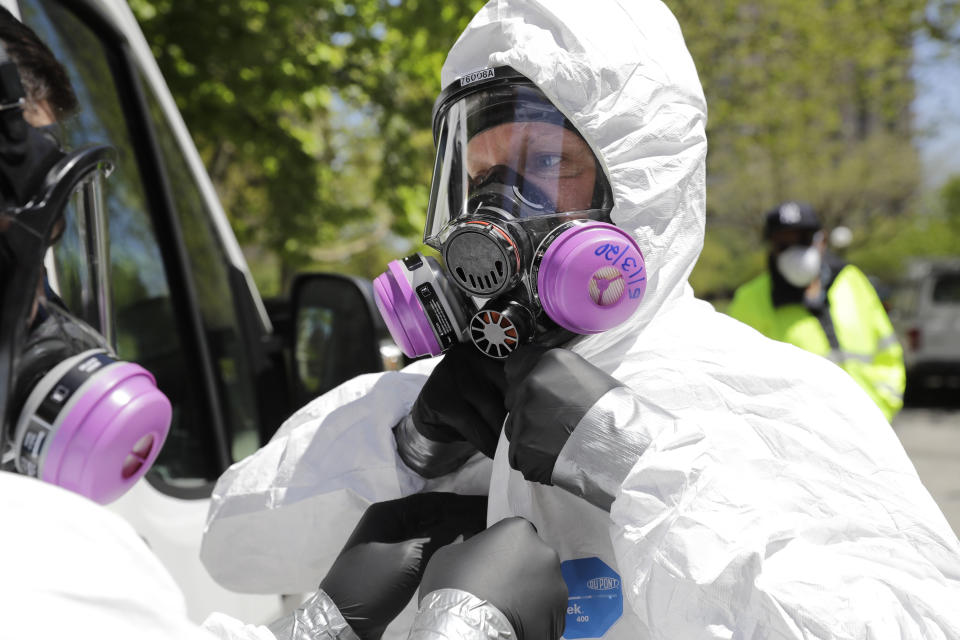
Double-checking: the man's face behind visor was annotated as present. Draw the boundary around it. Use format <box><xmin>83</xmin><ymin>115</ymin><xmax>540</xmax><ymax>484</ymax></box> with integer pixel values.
<box><xmin>467</xmin><ymin>121</ymin><xmax>598</xmax><ymax>214</ymax></box>
<box><xmin>373</xmin><ymin>70</ymin><xmax>640</xmax><ymax>360</ymax></box>
<box><xmin>424</xmin><ymin>75</ymin><xmax>611</xmax><ymax>246</ymax></box>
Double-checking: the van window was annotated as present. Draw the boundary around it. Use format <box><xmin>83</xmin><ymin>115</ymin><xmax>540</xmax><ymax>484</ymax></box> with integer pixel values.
<box><xmin>138</xmin><ymin>75</ymin><xmax>262</xmax><ymax>463</ymax></box>
<box><xmin>932</xmin><ymin>273</ymin><xmax>960</xmax><ymax>304</ymax></box>
<box><xmin>22</xmin><ymin>0</ymin><xmax>221</xmax><ymax>485</ymax></box>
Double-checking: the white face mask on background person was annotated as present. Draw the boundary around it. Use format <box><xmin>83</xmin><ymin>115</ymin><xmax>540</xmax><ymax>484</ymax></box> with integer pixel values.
<box><xmin>775</xmin><ymin>245</ymin><xmax>821</xmax><ymax>287</ymax></box>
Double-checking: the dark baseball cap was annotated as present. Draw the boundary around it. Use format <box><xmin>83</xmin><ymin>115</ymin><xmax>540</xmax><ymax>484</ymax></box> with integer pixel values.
<box><xmin>763</xmin><ymin>201</ymin><xmax>821</xmax><ymax>239</ymax></box>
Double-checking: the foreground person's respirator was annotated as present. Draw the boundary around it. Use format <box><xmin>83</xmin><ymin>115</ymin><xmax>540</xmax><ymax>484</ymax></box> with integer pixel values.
<box><xmin>0</xmin><ymin>45</ymin><xmax>170</xmax><ymax>504</ymax></box>
<box><xmin>375</xmin><ymin>67</ymin><xmax>647</xmax><ymax>359</ymax></box>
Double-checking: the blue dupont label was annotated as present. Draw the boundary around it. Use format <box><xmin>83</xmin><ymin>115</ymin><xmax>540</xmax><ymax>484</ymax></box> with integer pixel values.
<box><xmin>560</xmin><ymin>557</ymin><xmax>623</xmax><ymax>639</ymax></box>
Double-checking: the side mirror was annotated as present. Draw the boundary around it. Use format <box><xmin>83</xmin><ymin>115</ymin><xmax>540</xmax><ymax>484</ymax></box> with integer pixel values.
<box><xmin>289</xmin><ymin>273</ymin><xmax>404</xmax><ymax>407</ymax></box>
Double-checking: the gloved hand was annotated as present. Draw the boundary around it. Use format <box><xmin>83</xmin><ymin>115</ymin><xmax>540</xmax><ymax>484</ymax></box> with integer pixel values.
<box><xmin>319</xmin><ymin>492</ymin><xmax>487</xmax><ymax>640</ymax></box>
<box><xmin>408</xmin><ymin>342</ymin><xmax>508</xmax><ymax>457</ymax></box>
<box><xmin>504</xmin><ymin>346</ymin><xmax>621</xmax><ymax>485</ymax></box>
<box><xmin>418</xmin><ymin>517</ymin><xmax>567</xmax><ymax>640</ymax></box>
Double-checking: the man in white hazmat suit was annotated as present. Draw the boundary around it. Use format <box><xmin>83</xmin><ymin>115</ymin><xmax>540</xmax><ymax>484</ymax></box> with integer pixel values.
<box><xmin>203</xmin><ymin>0</ymin><xmax>960</xmax><ymax>638</ymax></box>
<box><xmin>0</xmin><ymin>8</ymin><xmax>568</xmax><ymax>640</ymax></box>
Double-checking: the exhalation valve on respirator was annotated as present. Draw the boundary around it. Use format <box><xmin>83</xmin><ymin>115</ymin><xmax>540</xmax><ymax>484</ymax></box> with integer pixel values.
<box><xmin>374</xmin><ymin>218</ymin><xmax>647</xmax><ymax>360</ymax></box>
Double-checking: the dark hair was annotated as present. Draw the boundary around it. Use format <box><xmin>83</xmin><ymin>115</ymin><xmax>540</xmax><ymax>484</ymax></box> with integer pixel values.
<box><xmin>0</xmin><ymin>6</ymin><xmax>77</xmax><ymax>116</ymax></box>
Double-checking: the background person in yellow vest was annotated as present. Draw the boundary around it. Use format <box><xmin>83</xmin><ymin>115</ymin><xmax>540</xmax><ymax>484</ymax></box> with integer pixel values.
<box><xmin>727</xmin><ymin>201</ymin><xmax>906</xmax><ymax>421</ymax></box>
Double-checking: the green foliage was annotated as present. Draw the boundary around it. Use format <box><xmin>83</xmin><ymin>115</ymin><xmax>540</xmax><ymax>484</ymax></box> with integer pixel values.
<box><xmin>130</xmin><ymin>0</ymin><xmax>484</xmax><ymax>294</ymax></box>
<box><xmin>671</xmin><ymin>0</ymin><xmax>920</xmax><ymax>225</ymax></box>
<box><xmin>689</xmin><ymin>224</ymin><xmax>766</xmax><ymax>299</ymax></box>
<box><xmin>665</xmin><ymin>0</ymin><xmax>960</xmax><ymax>296</ymax></box>
<box><xmin>924</xmin><ymin>0</ymin><xmax>960</xmax><ymax>41</ymax></box>
<box><xmin>942</xmin><ymin>174</ymin><xmax>960</xmax><ymax>226</ymax></box>
<box><xmin>848</xmin><ymin>215</ymin><xmax>960</xmax><ymax>283</ymax></box>
<box><xmin>131</xmin><ymin>0</ymin><xmax>960</xmax><ymax>299</ymax></box>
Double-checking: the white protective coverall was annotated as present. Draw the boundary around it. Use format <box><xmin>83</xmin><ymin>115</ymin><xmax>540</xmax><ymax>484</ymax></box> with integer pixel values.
<box><xmin>1</xmin><ymin>468</ymin><xmax>514</xmax><ymax>640</ymax></box>
<box><xmin>202</xmin><ymin>1</ymin><xmax>960</xmax><ymax>638</ymax></box>
<box><xmin>0</xmin><ymin>470</ymin><xmax>297</xmax><ymax>639</ymax></box>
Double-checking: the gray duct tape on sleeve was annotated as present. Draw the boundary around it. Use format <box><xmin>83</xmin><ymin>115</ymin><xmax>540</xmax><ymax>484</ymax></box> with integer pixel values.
<box><xmin>408</xmin><ymin>588</ymin><xmax>515</xmax><ymax>640</ymax></box>
<box><xmin>551</xmin><ymin>386</ymin><xmax>650</xmax><ymax>511</ymax></box>
<box><xmin>266</xmin><ymin>589</ymin><xmax>360</xmax><ymax>640</ymax></box>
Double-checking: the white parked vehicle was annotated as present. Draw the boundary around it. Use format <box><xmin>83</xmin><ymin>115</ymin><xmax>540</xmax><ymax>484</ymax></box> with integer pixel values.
<box><xmin>894</xmin><ymin>259</ymin><xmax>960</xmax><ymax>397</ymax></box>
<box><xmin>2</xmin><ymin>0</ymin><xmax>395</xmax><ymax>623</ymax></box>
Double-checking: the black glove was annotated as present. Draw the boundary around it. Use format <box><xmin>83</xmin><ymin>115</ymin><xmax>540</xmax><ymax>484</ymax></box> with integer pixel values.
<box><xmin>419</xmin><ymin>517</ymin><xmax>567</xmax><ymax>640</ymax></box>
<box><xmin>504</xmin><ymin>346</ymin><xmax>621</xmax><ymax>485</ymax></box>
<box><xmin>319</xmin><ymin>492</ymin><xmax>487</xmax><ymax>640</ymax></box>
<box><xmin>410</xmin><ymin>342</ymin><xmax>507</xmax><ymax>457</ymax></box>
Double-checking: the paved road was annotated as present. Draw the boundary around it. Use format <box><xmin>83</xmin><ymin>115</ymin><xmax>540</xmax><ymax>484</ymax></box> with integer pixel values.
<box><xmin>893</xmin><ymin>405</ymin><xmax>960</xmax><ymax>535</ymax></box>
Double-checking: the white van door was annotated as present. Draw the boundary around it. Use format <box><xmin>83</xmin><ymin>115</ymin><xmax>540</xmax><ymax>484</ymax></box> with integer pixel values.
<box><xmin>9</xmin><ymin>0</ymin><xmax>287</xmax><ymax>623</ymax></box>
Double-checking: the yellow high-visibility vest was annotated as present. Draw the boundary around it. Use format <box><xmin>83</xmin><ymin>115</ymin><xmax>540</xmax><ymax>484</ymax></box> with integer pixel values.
<box><xmin>727</xmin><ymin>264</ymin><xmax>905</xmax><ymax>421</ymax></box>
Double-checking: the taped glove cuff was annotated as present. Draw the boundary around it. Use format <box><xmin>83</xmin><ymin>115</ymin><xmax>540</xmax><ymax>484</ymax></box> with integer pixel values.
<box><xmin>266</xmin><ymin>589</ymin><xmax>361</xmax><ymax>640</ymax></box>
<box><xmin>551</xmin><ymin>386</ymin><xmax>650</xmax><ymax>511</ymax></box>
<box><xmin>409</xmin><ymin>588</ymin><xmax>515</xmax><ymax>640</ymax></box>
<box><xmin>394</xmin><ymin>412</ymin><xmax>477</xmax><ymax>479</ymax></box>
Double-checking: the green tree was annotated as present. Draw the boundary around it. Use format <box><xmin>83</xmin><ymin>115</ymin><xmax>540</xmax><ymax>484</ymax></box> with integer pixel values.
<box><xmin>942</xmin><ymin>174</ymin><xmax>960</xmax><ymax>226</ymax></box>
<box><xmin>129</xmin><ymin>0</ymin><xmax>484</xmax><ymax>294</ymax></box>
<box><xmin>924</xmin><ymin>0</ymin><xmax>960</xmax><ymax>41</ymax></box>
<box><xmin>132</xmin><ymin>0</ymin><xmax>958</xmax><ymax>298</ymax></box>
<box><xmin>664</xmin><ymin>0</ymin><xmax>932</xmax><ymax>296</ymax></box>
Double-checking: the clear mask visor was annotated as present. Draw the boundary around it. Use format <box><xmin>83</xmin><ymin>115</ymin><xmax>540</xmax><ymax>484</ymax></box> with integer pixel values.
<box><xmin>424</xmin><ymin>83</ymin><xmax>610</xmax><ymax>248</ymax></box>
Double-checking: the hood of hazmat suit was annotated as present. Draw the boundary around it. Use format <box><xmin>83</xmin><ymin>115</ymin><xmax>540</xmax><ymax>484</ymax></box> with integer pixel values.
<box><xmin>202</xmin><ymin>1</ymin><xmax>960</xmax><ymax>639</ymax></box>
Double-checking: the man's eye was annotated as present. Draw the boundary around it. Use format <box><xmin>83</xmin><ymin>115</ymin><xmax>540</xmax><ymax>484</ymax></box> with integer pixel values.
<box><xmin>535</xmin><ymin>154</ymin><xmax>562</xmax><ymax>170</ymax></box>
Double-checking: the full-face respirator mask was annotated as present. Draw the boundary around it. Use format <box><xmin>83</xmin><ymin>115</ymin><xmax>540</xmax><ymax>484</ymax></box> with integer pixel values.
<box><xmin>0</xmin><ymin>46</ymin><xmax>170</xmax><ymax>504</ymax></box>
<box><xmin>375</xmin><ymin>68</ymin><xmax>647</xmax><ymax>359</ymax></box>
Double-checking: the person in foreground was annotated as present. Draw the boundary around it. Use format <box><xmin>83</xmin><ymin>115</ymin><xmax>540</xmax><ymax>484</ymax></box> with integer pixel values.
<box><xmin>0</xmin><ymin>8</ymin><xmax>567</xmax><ymax>639</ymax></box>
<box><xmin>727</xmin><ymin>201</ymin><xmax>906</xmax><ymax>422</ymax></box>
<box><xmin>203</xmin><ymin>0</ymin><xmax>960</xmax><ymax>638</ymax></box>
